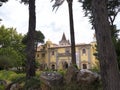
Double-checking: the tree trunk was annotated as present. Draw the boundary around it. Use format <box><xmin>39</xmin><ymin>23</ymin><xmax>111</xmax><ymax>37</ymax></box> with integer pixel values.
<box><xmin>26</xmin><ymin>0</ymin><xmax>36</xmax><ymax>79</ymax></box>
<box><xmin>91</xmin><ymin>0</ymin><xmax>120</xmax><ymax>90</ymax></box>
<box><xmin>67</xmin><ymin>0</ymin><xmax>76</xmax><ymax>65</ymax></box>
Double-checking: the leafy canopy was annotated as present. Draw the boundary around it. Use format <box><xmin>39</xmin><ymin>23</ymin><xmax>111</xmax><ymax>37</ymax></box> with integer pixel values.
<box><xmin>0</xmin><ymin>25</ymin><xmax>26</xmax><ymax>70</ymax></box>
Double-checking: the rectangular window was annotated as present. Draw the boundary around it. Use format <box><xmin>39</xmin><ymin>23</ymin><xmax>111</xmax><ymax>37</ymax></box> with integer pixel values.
<box><xmin>52</xmin><ymin>51</ymin><xmax>54</xmax><ymax>55</ymax></box>
<box><xmin>37</xmin><ymin>54</ymin><xmax>39</xmax><ymax>57</ymax></box>
<box><xmin>82</xmin><ymin>48</ymin><xmax>86</xmax><ymax>54</ymax></box>
<box><xmin>43</xmin><ymin>46</ymin><xmax>45</xmax><ymax>49</ymax></box>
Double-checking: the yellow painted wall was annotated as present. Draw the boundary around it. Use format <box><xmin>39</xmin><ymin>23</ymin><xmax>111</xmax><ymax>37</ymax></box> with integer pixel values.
<box><xmin>36</xmin><ymin>40</ymin><xmax>98</xmax><ymax>70</ymax></box>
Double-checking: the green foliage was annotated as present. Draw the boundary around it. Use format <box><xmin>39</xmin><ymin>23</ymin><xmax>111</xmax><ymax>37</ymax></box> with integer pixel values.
<box><xmin>36</xmin><ymin>71</ymin><xmax>42</xmax><ymax>77</ymax></box>
<box><xmin>0</xmin><ymin>70</ymin><xmax>41</xmax><ymax>89</ymax></box>
<box><xmin>9</xmin><ymin>75</ymin><xmax>41</xmax><ymax>90</ymax></box>
<box><xmin>81</xmin><ymin>0</ymin><xmax>120</xmax><ymax>70</ymax></box>
<box><xmin>110</xmin><ymin>25</ymin><xmax>119</xmax><ymax>41</ymax></box>
<box><xmin>0</xmin><ymin>47</ymin><xmax>24</xmax><ymax>69</ymax></box>
<box><xmin>10</xmin><ymin>73</ymin><xmax>25</xmax><ymax>82</ymax></box>
<box><xmin>24</xmin><ymin>77</ymin><xmax>41</xmax><ymax>89</ymax></box>
<box><xmin>0</xmin><ymin>25</ymin><xmax>26</xmax><ymax>70</ymax></box>
<box><xmin>35</xmin><ymin>60</ymin><xmax>41</xmax><ymax>69</ymax></box>
<box><xmin>58</xmin><ymin>69</ymin><xmax>66</xmax><ymax>76</ymax></box>
<box><xmin>80</xmin><ymin>0</ymin><xmax>120</xmax><ymax>25</ymax></box>
<box><xmin>114</xmin><ymin>39</ymin><xmax>120</xmax><ymax>69</ymax></box>
<box><xmin>93</xmin><ymin>44</ymin><xmax>99</xmax><ymax>60</ymax></box>
<box><xmin>0</xmin><ymin>26</ymin><xmax>24</xmax><ymax>48</ymax></box>
<box><xmin>22</xmin><ymin>30</ymin><xmax>45</xmax><ymax>45</ymax></box>
<box><xmin>73</xmin><ymin>64</ymin><xmax>78</xmax><ymax>69</ymax></box>
<box><xmin>0</xmin><ymin>55</ymin><xmax>12</xmax><ymax>70</ymax></box>
<box><xmin>0</xmin><ymin>70</ymin><xmax>18</xmax><ymax>81</ymax></box>
<box><xmin>109</xmin><ymin>25</ymin><xmax>120</xmax><ymax>70</ymax></box>
<box><xmin>35</xmin><ymin>30</ymin><xmax>45</xmax><ymax>44</ymax></box>
<box><xmin>0</xmin><ymin>70</ymin><xmax>103</xmax><ymax>89</ymax></box>
<box><xmin>90</xmin><ymin>67</ymin><xmax>100</xmax><ymax>73</ymax></box>
<box><xmin>0</xmin><ymin>85</ymin><xmax>5</xmax><ymax>90</ymax></box>
<box><xmin>0</xmin><ymin>70</ymin><xmax>26</xmax><ymax>90</ymax></box>
<box><xmin>0</xmin><ymin>86</ymin><xmax>4</xmax><ymax>90</ymax></box>
<box><xmin>50</xmin><ymin>81</ymin><xmax>102</xmax><ymax>90</ymax></box>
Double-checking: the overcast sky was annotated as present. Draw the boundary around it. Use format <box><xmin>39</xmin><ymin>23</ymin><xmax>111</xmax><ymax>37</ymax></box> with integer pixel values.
<box><xmin>0</xmin><ymin>0</ymin><xmax>120</xmax><ymax>44</ymax></box>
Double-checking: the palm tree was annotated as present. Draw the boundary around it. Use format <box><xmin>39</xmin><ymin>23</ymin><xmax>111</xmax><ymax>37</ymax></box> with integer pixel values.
<box><xmin>0</xmin><ymin>0</ymin><xmax>8</xmax><ymax>6</ymax></box>
<box><xmin>26</xmin><ymin>0</ymin><xmax>36</xmax><ymax>79</ymax></box>
<box><xmin>51</xmin><ymin>0</ymin><xmax>76</xmax><ymax>65</ymax></box>
<box><xmin>21</xmin><ymin>0</ymin><xmax>36</xmax><ymax>79</ymax></box>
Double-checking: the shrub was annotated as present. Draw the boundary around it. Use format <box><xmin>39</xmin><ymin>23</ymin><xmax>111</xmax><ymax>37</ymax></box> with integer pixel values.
<box><xmin>0</xmin><ymin>85</ymin><xmax>5</xmax><ymax>90</ymax></box>
<box><xmin>0</xmin><ymin>70</ymin><xmax>17</xmax><ymax>81</ymax></box>
<box><xmin>73</xmin><ymin>64</ymin><xmax>78</xmax><ymax>69</ymax></box>
<box><xmin>23</xmin><ymin>77</ymin><xmax>41</xmax><ymax>89</ymax></box>
<box><xmin>58</xmin><ymin>69</ymin><xmax>66</xmax><ymax>76</ymax></box>
<box><xmin>0</xmin><ymin>70</ymin><xmax>25</xmax><ymax>83</ymax></box>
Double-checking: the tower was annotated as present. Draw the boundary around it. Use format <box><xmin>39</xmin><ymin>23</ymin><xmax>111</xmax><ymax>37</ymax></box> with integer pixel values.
<box><xmin>59</xmin><ymin>33</ymin><xmax>70</xmax><ymax>46</ymax></box>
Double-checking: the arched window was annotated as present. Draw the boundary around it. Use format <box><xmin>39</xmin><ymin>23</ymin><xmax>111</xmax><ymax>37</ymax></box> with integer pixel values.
<box><xmin>64</xmin><ymin>62</ymin><xmax>68</xmax><ymax>69</ymax></box>
<box><xmin>63</xmin><ymin>61</ymin><xmax>68</xmax><ymax>69</ymax></box>
<box><xmin>82</xmin><ymin>48</ymin><xmax>86</xmax><ymax>54</ymax></box>
<box><xmin>83</xmin><ymin>64</ymin><xmax>87</xmax><ymax>69</ymax></box>
<box><xmin>51</xmin><ymin>64</ymin><xmax>55</xmax><ymax>70</ymax></box>
<box><xmin>52</xmin><ymin>51</ymin><xmax>54</xmax><ymax>55</ymax></box>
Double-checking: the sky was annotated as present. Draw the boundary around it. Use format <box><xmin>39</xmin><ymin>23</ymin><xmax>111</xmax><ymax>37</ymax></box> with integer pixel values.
<box><xmin>0</xmin><ymin>0</ymin><xmax>120</xmax><ymax>44</ymax></box>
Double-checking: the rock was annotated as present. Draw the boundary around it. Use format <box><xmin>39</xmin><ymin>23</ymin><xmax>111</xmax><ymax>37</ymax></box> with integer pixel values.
<box><xmin>40</xmin><ymin>71</ymin><xmax>63</xmax><ymax>89</ymax></box>
<box><xmin>6</xmin><ymin>82</ymin><xmax>21</xmax><ymax>90</ymax></box>
<box><xmin>64</xmin><ymin>65</ymin><xmax>79</xmax><ymax>84</ymax></box>
<box><xmin>0</xmin><ymin>80</ymin><xmax>7</xmax><ymax>86</ymax></box>
<box><xmin>77</xmin><ymin>69</ymin><xmax>100</xmax><ymax>84</ymax></box>
<box><xmin>10</xmin><ymin>83</ymin><xmax>20</xmax><ymax>90</ymax></box>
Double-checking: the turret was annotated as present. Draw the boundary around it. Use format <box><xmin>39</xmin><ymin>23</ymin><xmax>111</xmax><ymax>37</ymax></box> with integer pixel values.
<box><xmin>59</xmin><ymin>33</ymin><xmax>70</xmax><ymax>46</ymax></box>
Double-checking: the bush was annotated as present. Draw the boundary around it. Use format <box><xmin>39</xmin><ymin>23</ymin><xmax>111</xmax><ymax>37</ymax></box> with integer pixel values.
<box><xmin>58</xmin><ymin>69</ymin><xmax>66</xmax><ymax>76</ymax></box>
<box><xmin>73</xmin><ymin>64</ymin><xmax>78</xmax><ymax>69</ymax></box>
<box><xmin>0</xmin><ymin>85</ymin><xmax>5</xmax><ymax>90</ymax></box>
<box><xmin>0</xmin><ymin>70</ymin><xmax>17</xmax><ymax>81</ymax></box>
<box><xmin>23</xmin><ymin>77</ymin><xmax>41</xmax><ymax>90</ymax></box>
<box><xmin>90</xmin><ymin>66</ymin><xmax>100</xmax><ymax>73</ymax></box>
<box><xmin>0</xmin><ymin>70</ymin><xmax>25</xmax><ymax>83</ymax></box>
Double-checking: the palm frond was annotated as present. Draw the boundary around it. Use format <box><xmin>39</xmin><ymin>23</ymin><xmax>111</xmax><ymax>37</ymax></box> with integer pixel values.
<box><xmin>0</xmin><ymin>0</ymin><xmax>8</xmax><ymax>2</ymax></box>
<box><xmin>51</xmin><ymin>0</ymin><xmax>65</xmax><ymax>12</ymax></box>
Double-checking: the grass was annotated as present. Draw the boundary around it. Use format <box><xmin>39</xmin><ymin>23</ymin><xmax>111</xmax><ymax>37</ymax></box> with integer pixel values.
<box><xmin>0</xmin><ymin>85</ymin><xmax>5</xmax><ymax>90</ymax></box>
<box><xmin>0</xmin><ymin>70</ymin><xmax>41</xmax><ymax>90</ymax></box>
<box><xmin>0</xmin><ymin>70</ymin><xmax>102</xmax><ymax>90</ymax></box>
<box><xmin>47</xmin><ymin>82</ymin><xmax>102</xmax><ymax>90</ymax></box>
<box><xmin>0</xmin><ymin>70</ymin><xmax>25</xmax><ymax>83</ymax></box>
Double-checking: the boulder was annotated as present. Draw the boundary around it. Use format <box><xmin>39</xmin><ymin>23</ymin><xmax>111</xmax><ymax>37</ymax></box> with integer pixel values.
<box><xmin>64</xmin><ymin>65</ymin><xmax>79</xmax><ymax>84</ymax></box>
<box><xmin>6</xmin><ymin>82</ymin><xmax>21</xmax><ymax>90</ymax></box>
<box><xmin>0</xmin><ymin>80</ymin><xmax>7</xmax><ymax>86</ymax></box>
<box><xmin>77</xmin><ymin>69</ymin><xmax>100</xmax><ymax>84</ymax></box>
<box><xmin>40</xmin><ymin>71</ymin><xmax>63</xmax><ymax>89</ymax></box>
<box><xmin>0</xmin><ymin>80</ymin><xmax>7</xmax><ymax>89</ymax></box>
<box><xmin>10</xmin><ymin>83</ymin><xmax>21</xmax><ymax>90</ymax></box>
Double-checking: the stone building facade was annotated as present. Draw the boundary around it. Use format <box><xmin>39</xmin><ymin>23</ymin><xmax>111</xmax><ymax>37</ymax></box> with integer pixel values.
<box><xmin>36</xmin><ymin>33</ymin><xmax>98</xmax><ymax>70</ymax></box>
